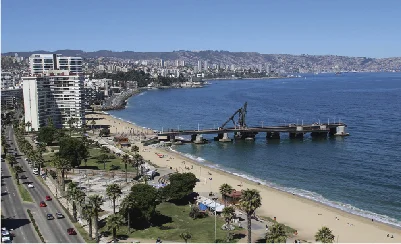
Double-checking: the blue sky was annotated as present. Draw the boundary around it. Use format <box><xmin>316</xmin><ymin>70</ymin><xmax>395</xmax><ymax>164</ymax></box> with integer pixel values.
<box><xmin>2</xmin><ymin>0</ymin><xmax>401</xmax><ymax>58</ymax></box>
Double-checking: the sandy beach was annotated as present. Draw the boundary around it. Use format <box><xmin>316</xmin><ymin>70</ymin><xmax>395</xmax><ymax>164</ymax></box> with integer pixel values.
<box><xmin>86</xmin><ymin>112</ymin><xmax>401</xmax><ymax>243</ymax></box>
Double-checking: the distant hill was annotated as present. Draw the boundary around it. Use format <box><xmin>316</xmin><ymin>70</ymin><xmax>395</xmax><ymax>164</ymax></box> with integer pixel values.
<box><xmin>2</xmin><ymin>50</ymin><xmax>401</xmax><ymax>71</ymax></box>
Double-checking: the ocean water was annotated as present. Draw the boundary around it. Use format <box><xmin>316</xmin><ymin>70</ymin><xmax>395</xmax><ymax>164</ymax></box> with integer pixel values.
<box><xmin>109</xmin><ymin>72</ymin><xmax>401</xmax><ymax>228</ymax></box>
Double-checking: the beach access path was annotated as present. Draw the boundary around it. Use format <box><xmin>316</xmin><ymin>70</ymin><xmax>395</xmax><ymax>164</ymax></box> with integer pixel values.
<box><xmin>86</xmin><ymin>112</ymin><xmax>401</xmax><ymax>243</ymax></box>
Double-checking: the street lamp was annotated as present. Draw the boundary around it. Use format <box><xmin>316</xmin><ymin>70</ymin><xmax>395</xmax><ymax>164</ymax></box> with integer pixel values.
<box><xmin>212</xmin><ymin>197</ymin><xmax>218</xmax><ymax>242</ymax></box>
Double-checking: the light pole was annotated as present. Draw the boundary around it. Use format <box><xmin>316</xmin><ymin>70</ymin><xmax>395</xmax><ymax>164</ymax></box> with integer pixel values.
<box><xmin>261</xmin><ymin>121</ymin><xmax>264</xmax><ymax>128</ymax></box>
<box><xmin>212</xmin><ymin>197</ymin><xmax>218</xmax><ymax>242</ymax></box>
<box><xmin>198</xmin><ymin>123</ymin><xmax>200</xmax><ymax>131</ymax></box>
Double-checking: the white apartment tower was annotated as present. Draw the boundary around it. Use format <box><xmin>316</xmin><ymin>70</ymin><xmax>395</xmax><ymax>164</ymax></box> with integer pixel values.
<box><xmin>197</xmin><ymin>61</ymin><xmax>202</xmax><ymax>72</ymax></box>
<box><xmin>23</xmin><ymin>70</ymin><xmax>85</xmax><ymax>131</ymax></box>
<box><xmin>29</xmin><ymin>54</ymin><xmax>82</xmax><ymax>75</ymax></box>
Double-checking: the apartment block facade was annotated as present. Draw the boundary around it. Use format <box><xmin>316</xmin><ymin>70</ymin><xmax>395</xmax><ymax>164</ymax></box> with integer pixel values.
<box><xmin>29</xmin><ymin>54</ymin><xmax>82</xmax><ymax>75</ymax></box>
<box><xmin>23</xmin><ymin>70</ymin><xmax>85</xmax><ymax>131</ymax></box>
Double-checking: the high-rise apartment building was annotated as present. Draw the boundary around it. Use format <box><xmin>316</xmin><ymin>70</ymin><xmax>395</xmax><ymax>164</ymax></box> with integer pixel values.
<box><xmin>197</xmin><ymin>61</ymin><xmax>202</xmax><ymax>72</ymax></box>
<box><xmin>204</xmin><ymin>61</ymin><xmax>208</xmax><ymax>71</ymax></box>
<box><xmin>22</xmin><ymin>70</ymin><xmax>85</xmax><ymax>131</ymax></box>
<box><xmin>29</xmin><ymin>54</ymin><xmax>82</xmax><ymax>75</ymax></box>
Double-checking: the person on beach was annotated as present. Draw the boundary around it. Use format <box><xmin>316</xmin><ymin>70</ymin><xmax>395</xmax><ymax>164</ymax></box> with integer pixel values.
<box><xmin>265</xmin><ymin>224</ymin><xmax>269</xmax><ymax>231</ymax></box>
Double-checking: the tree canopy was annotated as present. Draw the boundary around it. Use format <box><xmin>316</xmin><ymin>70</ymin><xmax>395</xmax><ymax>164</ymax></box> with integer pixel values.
<box><xmin>162</xmin><ymin>172</ymin><xmax>198</xmax><ymax>202</ymax></box>
<box><xmin>58</xmin><ymin>136</ymin><xmax>88</xmax><ymax>168</ymax></box>
<box><xmin>37</xmin><ymin>126</ymin><xmax>56</xmax><ymax>145</ymax></box>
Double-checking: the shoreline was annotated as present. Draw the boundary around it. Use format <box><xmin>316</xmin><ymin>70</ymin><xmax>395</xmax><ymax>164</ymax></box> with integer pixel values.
<box><xmin>86</xmin><ymin>112</ymin><xmax>401</xmax><ymax>243</ymax></box>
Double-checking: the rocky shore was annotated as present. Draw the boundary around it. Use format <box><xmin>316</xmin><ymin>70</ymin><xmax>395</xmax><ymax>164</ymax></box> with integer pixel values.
<box><xmin>101</xmin><ymin>89</ymin><xmax>141</xmax><ymax>111</ymax></box>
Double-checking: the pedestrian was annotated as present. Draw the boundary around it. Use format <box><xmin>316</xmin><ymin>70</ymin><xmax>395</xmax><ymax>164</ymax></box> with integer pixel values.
<box><xmin>266</xmin><ymin>224</ymin><xmax>269</xmax><ymax>231</ymax></box>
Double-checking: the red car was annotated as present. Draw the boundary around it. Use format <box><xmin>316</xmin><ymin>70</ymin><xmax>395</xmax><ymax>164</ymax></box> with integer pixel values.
<box><xmin>40</xmin><ymin>201</ymin><xmax>47</xmax><ymax>207</ymax></box>
<box><xmin>67</xmin><ymin>228</ymin><xmax>77</xmax><ymax>235</ymax></box>
<box><xmin>45</xmin><ymin>196</ymin><xmax>52</xmax><ymax>201</ymax></box>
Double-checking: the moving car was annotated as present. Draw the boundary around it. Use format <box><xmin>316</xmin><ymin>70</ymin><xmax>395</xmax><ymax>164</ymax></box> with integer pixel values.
<box><xmin>45</xmin><ymin>195</ymin><xmax>52</xmax><ymax>201</ymax></box>
<box><xmin>47</xmin><ymin>214</ymin><xmax>54</xmax><ymax>220</ymax></box>
<box><xmin>1</xmin><ymin>228</ymin><xmax>12</xmax><ymax>243</ymax></box>
<box><xmin>40</xmin><ymin>201</ymin><xmax>47</xmax><ymax>207</ymax></box>
<box><xmin>28</xmin><ymin>183</ymin><xmax>34</xmax><ymax>188</ymax></box>
<box><xmin>56</xmin><ymin>212</ymin><xmax>64</xmax><ymax>219</ymax></box>
<box><xmin>67</xmin><ymin>228</ymin><xmax>76</xmax><ymax>235</ymax></box>
<box><xmin>20</xmin><ymin>175</ymin><xmax>27</xmax><ymax>179</ymax></box>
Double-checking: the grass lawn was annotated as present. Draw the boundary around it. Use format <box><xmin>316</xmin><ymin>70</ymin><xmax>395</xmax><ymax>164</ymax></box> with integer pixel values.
<box><xmin>107</xmin><ymin>202</ymin><xmax>244</xmax><ymax>243</ymax></box>
<box><xmin>43</xmin><ymin>146</ymin><xmax>137</xmax><ymax>173</ymax></box>
<box><xmin>17</xmin><ymin>183</ymin><xmax>34</xmax><ymax>202</ymax></box>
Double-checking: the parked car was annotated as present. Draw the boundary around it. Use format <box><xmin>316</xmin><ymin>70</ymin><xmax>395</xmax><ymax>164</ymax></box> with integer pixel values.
<box><xmin>40</xmin><ymin>201</ymin><xmax>47</xmax><ymax>207</ymax></box>
<box><xmin>67</xmin><ymin>228</ymin><xmax>76</xmax><ymax>235</ymax></box>
<box><xmin>28</xmin><ymin>184</ymin><xmax>34</xmax><ymax>188</ymax></box>
<box><xmin>56</xmin><ymin>212</ymin><xmax>64</xmax><ymax>219</ymax></box>
<box><xmin>45</xmin><ymin>195</ymin><xmax>52</xmax><ymax>201</ymax></box>
<box><xmin>47</xmin><ymin>214</ymin><xmax>54</xmax><ymax>220</ymax></box>
<box><xmin>33</xmin><ymin>168</ymin><xmax>39</xmax><ymax>175</ymax></box>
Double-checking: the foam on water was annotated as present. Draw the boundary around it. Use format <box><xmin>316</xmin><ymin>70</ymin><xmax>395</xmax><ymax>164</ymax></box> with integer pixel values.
<box><xmin>169</xmin><ymin>147</ymin><xmax>401</xmax><ymax>228</ymax></box>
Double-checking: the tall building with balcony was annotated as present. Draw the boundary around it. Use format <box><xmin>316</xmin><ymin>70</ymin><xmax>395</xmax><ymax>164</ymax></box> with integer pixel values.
<box><xmin>29</xmin><ymin>54</ymin><xmax>83</xmax><ymax>75</ymax></box>
<box><xmin>22</xmin><ymin>70</ymin><xmax>85</xmax><ymax>131</ymax></box>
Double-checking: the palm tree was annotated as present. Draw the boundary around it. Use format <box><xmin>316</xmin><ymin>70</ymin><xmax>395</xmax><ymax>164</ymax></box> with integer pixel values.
<box><xmin>81</xmin><ymin>203</ymin><xmax>94</xmax><ymax>239</ymax></box>
<box><xmin>120</xmin><ymin>194</ymin><xmax>136</xmax><ymax>234</ymax></box>
<box><xmin>219</xmin><ymin>183</ymin><xmax>233</xmax><ymax>207</ymax></box>
<box><xmin>239</xmin><ymin>188</ymin><xmax>262</xmax><ymax>243</ymax></box>
<box><xmin>315</xmin><ymin>226</ymin><xmax>335</xmax><ymax>243</ymax></box>
<box><xmin>222</xmin><ymin>206</ymin><xmax>235</xmax><ymax>225</ymax></box>
<box><xmin>106</xmin><ymin>184</ymin><xmax>122</xmax><ymax>214</ymax></box>
<box><xmin>90</xmin><ymin>119</ymin><xmax>96</xmax><ymax>133</ymax></box>
<box><xmin>67</xmin><ymin>182</ymin><xmax>80</xmax><ymax>222</ymax></box>
<box><xmin>266</xmin><ymin>223</ymin><xmax>287</xmax><ymax>243</ymax></box>
<box><xmin>131</xmin><ymin>145</ymin><xmax>139</xmax><ymax>154</ymax></box>
<box><xmin>132</xmin><ymin>153</ymin><xmax>143</xmax><ymax>176</ymax></box>
<box><xmin>51</xmin><ymin>155</ymin><xmax>71</xmax><ymax>194</ymax></box>
<box><xmin>88</xmin><ymin>194</ymin><xmax>103</xmax><ymax>242</ymax></box>
<box><xmin>14</xmin><ymin>165</ymin><xmax>23</xmax><ymax>185</ymax></box>
<box><xmin>26</xmin><ymin>121</ymin><xmax>32</xmax><ymax>132</ymax></box>
<box><xmin>106</xmin><ymin>214</ymin><xmax>125</xmax><ymax>243</ymax></box>
<box><xmin>67</xmin><ymin>117</ymin><xmax>77</xmax><ymax>136</ymax></box>
<box><xmin>97</xmin><ymin>153</ymin><xmax>108</xmax><ymax>170</ymax></box>
<box><xmin>122</xmin><ymin>154</ymin><xmax>131</xmax><ymax>182</ymax></box>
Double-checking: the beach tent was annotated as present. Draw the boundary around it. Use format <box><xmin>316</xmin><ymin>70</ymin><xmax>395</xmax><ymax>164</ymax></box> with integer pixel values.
<box><xmin>203</xmin><ymin>199</ymin><xmax>214</xmax><ymax>207</ymax></box>
<box><xmin>199</xmin><ymin>203</ymin><xmax>208</xmax><ymax>211</ymax></box>
<box><xmin>215</xmin><ymin>205</ymin><xmax>225</xmax><ymax>212</ymax></box>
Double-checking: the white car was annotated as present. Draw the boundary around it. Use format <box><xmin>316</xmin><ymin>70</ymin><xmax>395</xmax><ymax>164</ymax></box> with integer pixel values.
<box><xmin>28</xmin><ymin>184</ymin><xmax>34</xmax><ymax>188</ymax></box>
<box><xmin>33</xmin><ymin>168</ymin><xmax>39</xmax><ymax>175</ymax></box>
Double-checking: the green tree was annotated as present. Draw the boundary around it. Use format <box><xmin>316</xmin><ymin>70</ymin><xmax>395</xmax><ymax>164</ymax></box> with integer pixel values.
<box><xmin>315</xmin><ymin>226</ymin><xmax>335</xmax><ymax>243</ymax></box>
<box><xmin>125</xmin><ymin>184</ymin><xmax>159</xmax><ymax>227</ymax></box>
<box><xmin>67</xmin><ymin>182</ymin><xmax>80</xmax><ymax>222</ymax></box>
<box><xmin>81</xmin><ymin>203</ymin><xmax>94</xmax><ymax>239</ymax></box>
<box><xmin>90</xmin><ymin>119</ymin><xmax>96</xmax><ymax>133</ymax></box>
<box><xmin>106</xmin><ymin>214</ymin><xmax>125</xmax><ymax>243</ymax></box>
<box><xmin>37</xmin><ymin>126</ymin><xmax>56</xmax><ymax>145</ymax></box>
<box><xmin>88</xmin><ymin>194</ymin><xmax>103</xmax><ymax>242</ymax></box>
<box><xmin>132</xmin><ymin>153</ymin><xmax>143</xmax><ymax>176</ymax></box>
<box><xmin>51</xmin><ymin>155</ymin><xmax>71</xmax><ymax>194</ymax></box>
<box><xmin>239</xmin><ymin>189</ymin><xmax>262</xmax><ymax>243</ymax></box>
<box><xmin>131</xmin><ymin>145</ymin><xmax>139</xmax><ymax>154</ymax></box>
<box><xmin>106</xmin><ymin>183</ymin><xmax>122</xmax><ymax>214</ymax></box>
<box><xmin>58</xmin><ymin>136</ymin><xmax>88</xmax><ymax>168</ymax></box>
<box><xmin>67</xmin><ymin>117</ymin><xmax>77</xmax><ymax>136</ymax></box>
<box><xmin>14</xmin><ymin>165</ymin><xmax>23</xmax><ymax>185</ymax></box>
<box><xmin>25</xmin><ymin>121</ymin><xmax>32</xmax><ymax>132</ymax></box>
<box><xmin>162</xmin><ymin>172</ymin><xmax>197</xmax><ymax>202</ymax></box>
<box><xmin>266</xmin><ymin>223</ymin><xmax>287</xmax><ymax>243</ymax></box>
<box><xmin>219</xmin><ymin>183</ymin><xmax>233</xmax><ymax>207</ymax></box>
<box><xmin>122</xmin><ymin>154</ymin><xmax>131</xmax><ymax>182</ymax></box>
<box><xmin>6</xmin><ymin>154</ymin><xmax>16</xmax><ymax>168</ymax></box>
<box><xmin>120</xmin><ymin>194</ymin><xmax>136</xmax><ymax>233</ymax></box>
<box><xmin>97</xmin><ymin>153</ymin><xmax>109</xmax><ymax>170</ymax></box>
<box><xmin>180</xmin><ymin>232</ymin><xmax>192</xmax><ymax>243</ymax></box>
<box><xmin>222</xmin><ymin>206</ymin><xmax>235</xmax><ymax>225</ymax></box>
<box><xmin>99</xmin><ymin>128</ymin><xmax>110</xmax><ymax>137</ymax></box>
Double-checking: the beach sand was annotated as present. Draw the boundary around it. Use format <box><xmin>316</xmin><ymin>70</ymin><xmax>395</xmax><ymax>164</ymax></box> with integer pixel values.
<box><xmin>86</xmin><ymin>112</ymin><xmax>401</xmax><ymax>243</ymax></box>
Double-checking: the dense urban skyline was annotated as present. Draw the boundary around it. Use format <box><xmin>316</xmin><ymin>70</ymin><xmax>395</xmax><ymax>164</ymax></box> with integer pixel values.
<box><xmin>2</xmin><ymin>0</ymin><xmax>401</xmax><ymax>58</ymax></box>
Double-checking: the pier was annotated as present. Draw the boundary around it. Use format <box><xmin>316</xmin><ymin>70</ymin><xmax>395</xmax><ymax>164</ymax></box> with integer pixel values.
<box><xmin>157</xmin><ymin>102</ymin><xmax>349</xmax><ymax>143</ymax></box>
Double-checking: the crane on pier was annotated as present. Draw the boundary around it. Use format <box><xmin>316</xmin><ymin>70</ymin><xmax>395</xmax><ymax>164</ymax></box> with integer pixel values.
<box><xmin>220</xmin><ymin>102</ymin><xmax>248</xmax><ymax>129</ymax></box>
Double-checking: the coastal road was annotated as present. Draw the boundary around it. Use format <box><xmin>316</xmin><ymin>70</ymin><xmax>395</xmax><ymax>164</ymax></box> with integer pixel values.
<box><xmin>1</xmin><ymin>154</ymin><xmax>39</xmax><ymax>243</ymax></box>
<box><xmin>6</xmin><ymin>126</ymin><xmax>84</xmax><ymax>243</ymax></box>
